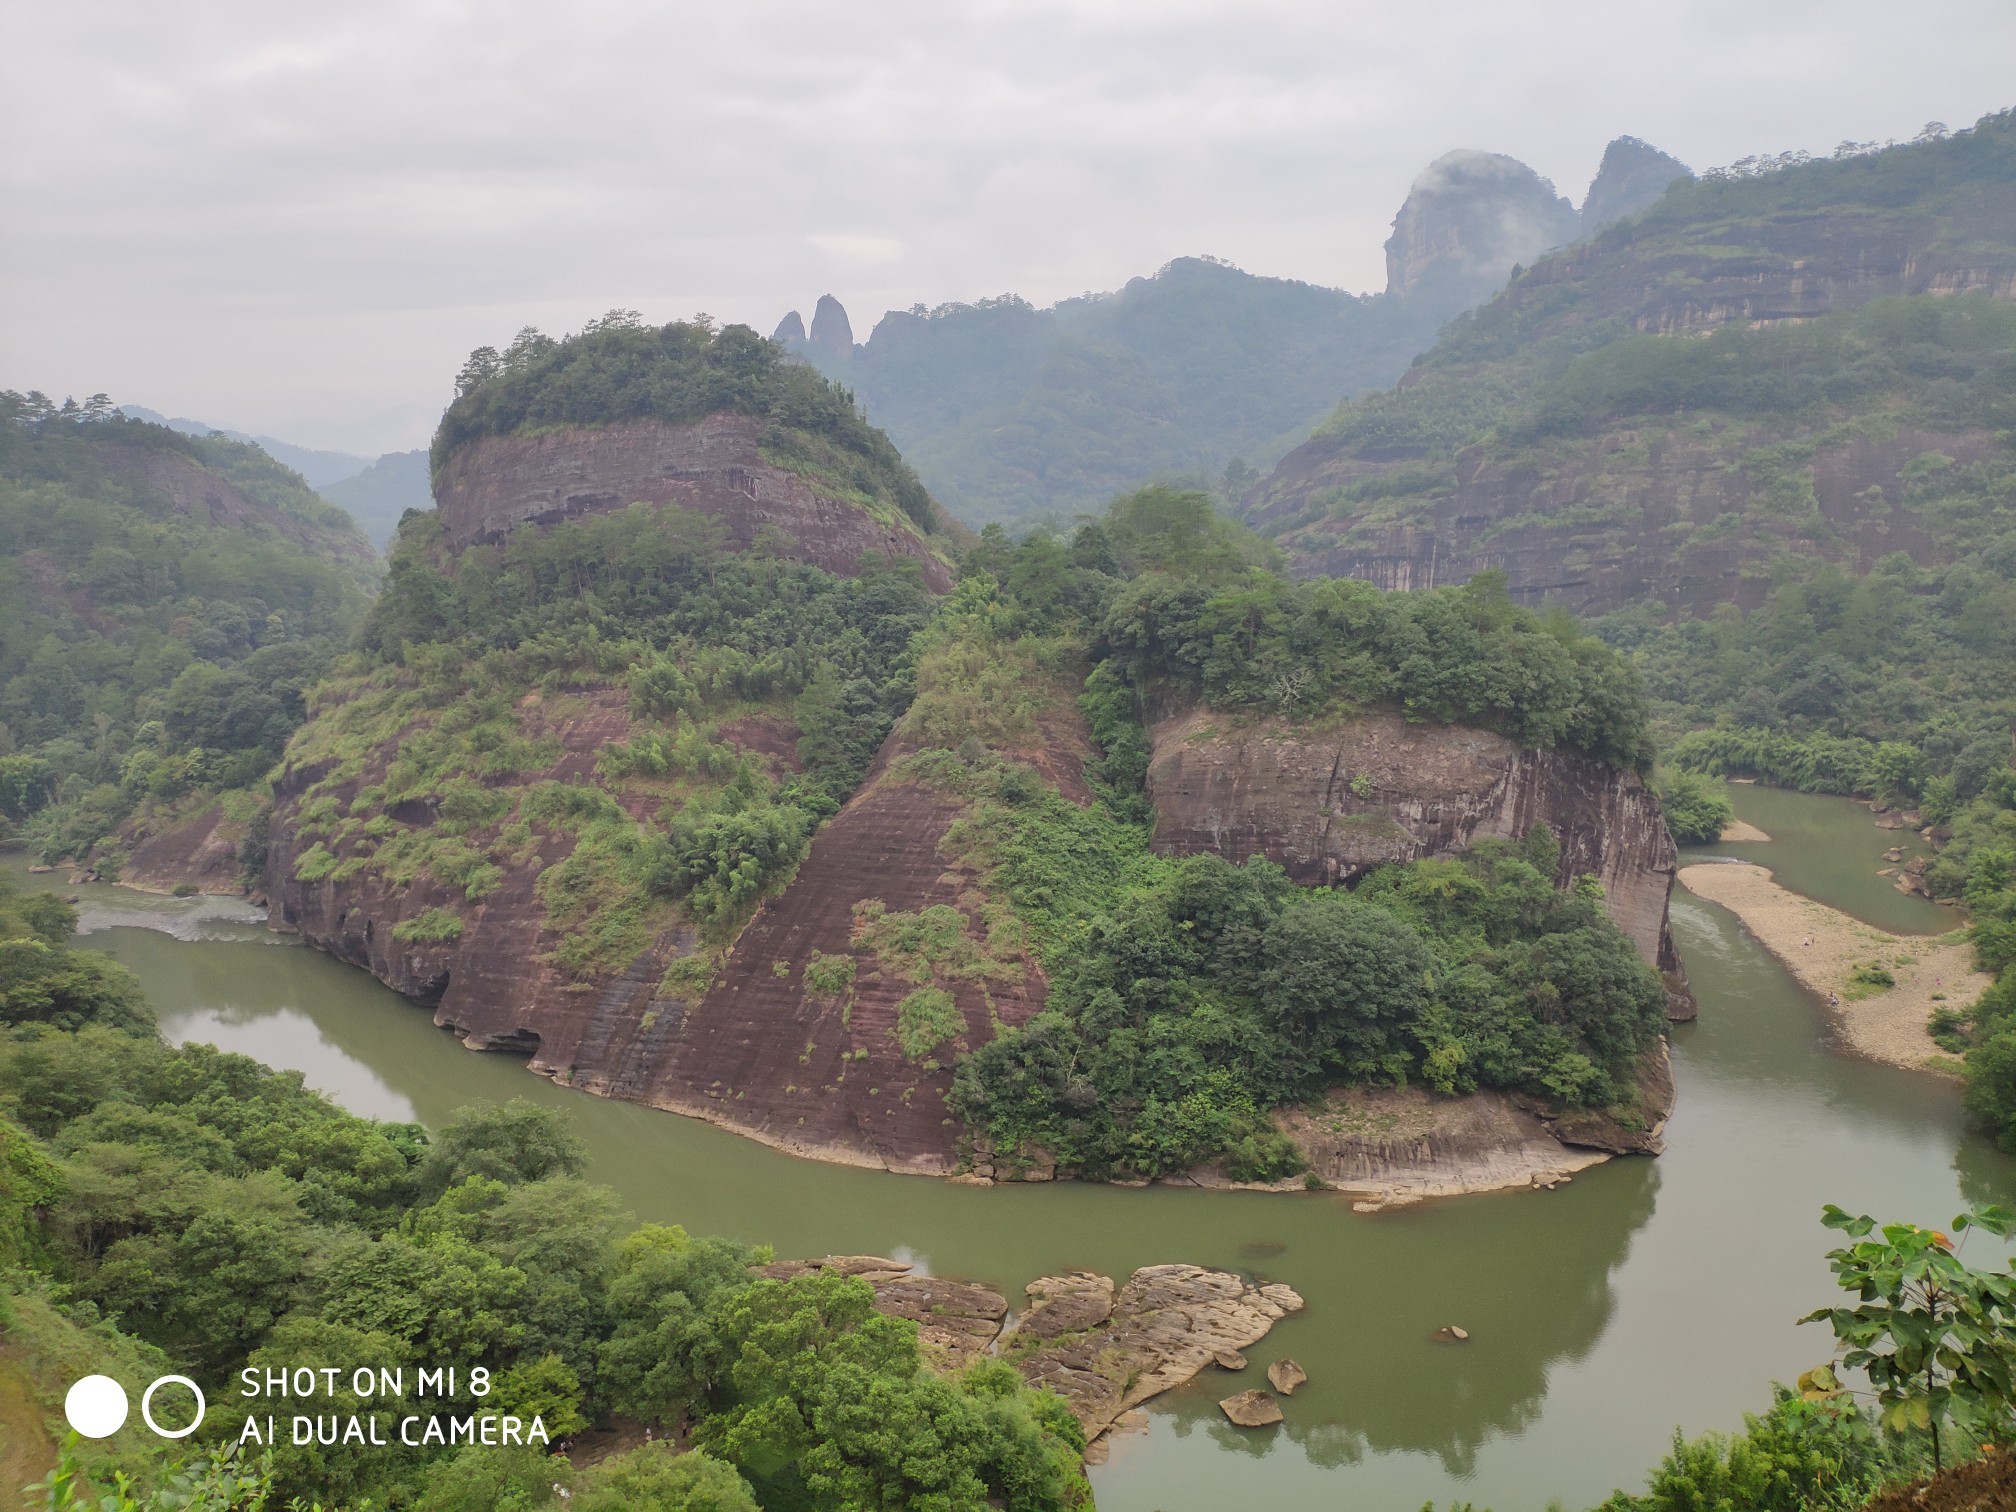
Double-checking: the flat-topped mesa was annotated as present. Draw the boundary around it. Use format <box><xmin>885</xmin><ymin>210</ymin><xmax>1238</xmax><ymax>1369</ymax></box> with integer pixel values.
<box><xmin>1146</xmin><ymin>706</ymin><xmax>1692</xmax><ymax>1018</ymax></box>
<box><xmin>427</xmin><ymin>316</ymin><xmax>960</xmax><ymax>589</ymax></box>
<box><xmin>433</xmin><ymin>412</ymin><xmax>954</xmax><ymax>591</ymax></box>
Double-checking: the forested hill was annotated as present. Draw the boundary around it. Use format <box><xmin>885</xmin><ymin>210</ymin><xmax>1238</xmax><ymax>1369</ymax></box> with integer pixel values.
<box><xmin>1242</xmin><ymin>109</ymin><xmax>2016</xmax><ymax>616</ymax></box>
<box><xmin>781</xmin><ymin>135</ymin><xmax>1693</xmax><ymax>530</ymax></box>
<box><xmin>0</xmin><ymin>392</ymin><xmax>376</xmax><ymax>878</ymax></box>
<box><xmin>800</xmin><ymin>259</ymin><xmax>1447</xmax><ymax>531</ymax></box>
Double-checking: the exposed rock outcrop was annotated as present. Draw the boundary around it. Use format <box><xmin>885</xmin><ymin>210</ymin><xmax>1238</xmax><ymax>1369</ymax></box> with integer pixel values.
<box><xmin>1384</xmin><ymin>150</ymin><xmax>1580</xmax><ymax>306</ymax></box>
<box><xmin>809</xmin><ymin>294</ymin><xmax>854</xmax><ymax>357</ymax></box>
<box><xmin>1009</xmin><ymin>1266</ymin><xmax>1305</xmax><ymax>1444</ymax></box>
<box><xmin>612</xmin><ymin>742</ymin><xmax>1051</xmax><ymax>1173</ymax></box>
<box><xmin>772</xmin><ymin>310</ymin><xmax>807</xmax><ymax>345</ymax></box>
<box><xmin>756</xmin><ymin>1256</ymin><xmax>1009</xmax><ymax>1369</ymax></box>
<box><xmin>1266</xmin><ymin>1359</ymin><xmax>1306</xmax><ymax>1394</ymax></box>
<box><xmin>757</xmin><ymin>1258</ymin><xmax>1304</xmax><ymax>1454</ymax></box>
<box><xmin>119</xmin><ymin>800</ymin><xmax>249</xmax><ymax>895</ymax></box>
<box><xmin>1219</xmin><ymin>1390</ymin><xmax>1282</xmax><ymax>1427</ymax></box>
<box><xmin>1145</xmin><ymin>706</ymin><xmax>1691</xmax><ymax>1014</ymax></box>
<box><xmin>1579</xmin><ymin>136</ymin><xmax>1691</xmax><ymax>232</ymax></box>
<box><xmin>264</xmin><ymin>725</ymin><xmax>1056</xmax><ymax>1175</ymax></box>
<box><xmin>1277</xmin><ymin>1043</ymin><xmax>1673</xmax><ymax>1210</ymax></box>
<box><xmin>432</xmin><ymin>413</ymin><xmax>953</xmax><ymax>590</ymax></box>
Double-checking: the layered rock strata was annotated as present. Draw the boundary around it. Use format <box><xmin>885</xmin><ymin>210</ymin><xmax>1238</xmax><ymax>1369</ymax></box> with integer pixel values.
<box><xmin>1145</xmin><ymin>706</ymin><xmax>1692</xmax><ymax>1015</ymax></box>
<box><xmin>1278</xmin><ymin>1043</ymin><xmax>1675</xmax><ymax>1211</ymax></box>
<box><xmin>265</xmin><ymin>724</ymin><xmax>1051</xmax><ymax>1173</ymax></box>
<box><xmin>1249</xmin><ymin>421</ymin><xmax>2006</xmax><ymax>618</ymax></box>
<box><xmin>432</xmin><ymin>413</ymin><xmax>953</xmax><ymax>590</ymax></box>
<box><xmin>1009</xmin><ymin>1266</ymin><xmax>1306</xmax><ymax>1445</ymax></box>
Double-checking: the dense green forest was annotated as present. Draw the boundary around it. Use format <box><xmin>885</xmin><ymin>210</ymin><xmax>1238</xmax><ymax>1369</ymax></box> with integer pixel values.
<box><xmin>1243</xmin><ymin>113</ymin><xmax>2016</xmax><ymax>613</ymax></box>
<box><xmin>803</xmin><ymin>259</ymin><xmax>1455</xmax><ymax>530</ymax></box>
<box><xmin>0</xmin><ymin>393</ymin><xmax>375</xmax><ymax>876</ymax></box>
<box><xmin>0</xmin><ymin>873</ymin><xmax>1090</xmax><ymax>1509</ymax></box>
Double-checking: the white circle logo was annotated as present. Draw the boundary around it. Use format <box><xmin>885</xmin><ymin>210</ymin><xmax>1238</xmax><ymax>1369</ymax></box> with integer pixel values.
<box><xmin>63</xmin><ymin>1375</ymin><xmax>129</xmax><ymax>1439</ymax></box>
<box><xmin>141</xmin><ymin>1375</ymin><xmax>205</xmax><ymax>1439</ymax></box>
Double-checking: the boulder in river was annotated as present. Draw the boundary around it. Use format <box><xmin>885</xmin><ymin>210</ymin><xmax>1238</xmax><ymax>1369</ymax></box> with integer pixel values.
<box><xmin>1219</xmin><ymin>1389</ymin><xmax>1284</xmax><ymax>1427</ymax></box>
<box><xmin>1214</xmin><ymin>1350</ymin><xmax>1248</xmax><ymax>1371</ymax></box>
<box><xmin>1266</xmin><ymin>1358</ymin><xmax>1307</xmax><ymax>1394</ymax></box>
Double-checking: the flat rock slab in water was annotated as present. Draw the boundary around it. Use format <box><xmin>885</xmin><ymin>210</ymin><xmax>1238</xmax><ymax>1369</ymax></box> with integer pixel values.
<box><xmin>1009</xmin><ymin>1264</ymin><xmax>1305</xmax><ymax>1442</ymax></box>
<box><xmin>1219</xmin><ymin>1389</ymin><xmax>1284</xmax><ymax>1427</ymax></box>
<box><xmin>1266</xmin><ymin>1358</ymin><xmax>1307</xmax><ymax>1394</ymax></box>
<box><xmin>1214</xmin><ymin>1350</ymin><xmax>1248</xmax><ymax>1371</ymax></box>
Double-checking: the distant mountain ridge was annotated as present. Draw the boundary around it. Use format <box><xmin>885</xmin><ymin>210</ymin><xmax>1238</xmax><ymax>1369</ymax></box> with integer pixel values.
<box><xmin>769</xmin><ymin>135</ymin><xmax>1692</xmax><ymax>528</ymax></box>
<box><xmin>117</xmin><ymin>405</ymin><xmax>373</xmax><ymax>488</ymax></box>
<box><xmin>1239</xmin><ymin>109</ymin><xmax>2016</xmax><ymax>616</ymax></box>
<box><xmin>118</xmin><ymin>405</ymin><xmax>431</xmax><ymax>548</ymax></box>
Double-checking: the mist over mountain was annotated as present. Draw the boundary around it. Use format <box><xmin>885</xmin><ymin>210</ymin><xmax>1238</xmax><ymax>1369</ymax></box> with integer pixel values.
<box><xmin>317</xmin><ymin>448</ymin><xmax>430</xmax><ymax>549</ymax></box>
<box><xmin>1579</xmin><ymin>136</ymin><xmax>1693</xmax><ymax>231</ymax></box>
<box><xmin>1381</xmin><ymin>150</ymin><xmax>1581</xmax><ymax>305</ymax></box>
<box><xmin>117</xmin><ymin>405</ymin><xmax>374</xmax><ymax>489</ymax></box>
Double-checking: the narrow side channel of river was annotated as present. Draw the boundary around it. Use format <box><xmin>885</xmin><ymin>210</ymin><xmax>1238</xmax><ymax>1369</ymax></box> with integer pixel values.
<box><xmin>13</xmin><ymin>786</ymin><xmax>2011</xmax><ymax>1511</ymax></box>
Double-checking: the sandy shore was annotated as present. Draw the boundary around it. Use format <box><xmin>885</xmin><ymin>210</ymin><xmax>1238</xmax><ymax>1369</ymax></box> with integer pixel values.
<box><xmin>1719</xmin><ymin>819</ymin><xmax>1771</xmax><ymax>843</ymax></box>
<box><xmin>1677</xmin><ymin>861</ymin><xmax>1984</xmax><ymax>1077</ymax></box>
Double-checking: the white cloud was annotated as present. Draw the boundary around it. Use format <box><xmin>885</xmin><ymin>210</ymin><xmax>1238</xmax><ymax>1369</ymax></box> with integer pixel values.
<box><xmin>1</xmin><ymin>0</ymin><xmax>2009</xmax><ymax>452</ymax></box>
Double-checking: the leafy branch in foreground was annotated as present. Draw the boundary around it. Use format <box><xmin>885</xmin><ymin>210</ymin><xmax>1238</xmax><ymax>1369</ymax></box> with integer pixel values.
<box><xmin>1800</xmin><ymin>1203</ymin><xmax>2016</xmax><ymax>1471</ymax></box>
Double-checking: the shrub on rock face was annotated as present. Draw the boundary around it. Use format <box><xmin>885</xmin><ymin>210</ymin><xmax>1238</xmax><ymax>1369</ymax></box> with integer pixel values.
<box><xmin>895</xmin><ymin>987</ymin><xmax>965</xmax><ymax>1060</ymax></box>
<box><xmin>1654</xmin><ymin>771</ymin><xmax>1734</xmax><ymax>846</ymax></box>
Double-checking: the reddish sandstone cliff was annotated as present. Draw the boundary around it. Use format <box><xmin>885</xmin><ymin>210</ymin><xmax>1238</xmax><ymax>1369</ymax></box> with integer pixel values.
<box><xmin>261</xmin><ymin>713</ymin><xmax>1063</xmax><ymax>1174</ymax></box>
<box><xmin>432</xmin><ymin>414</ymin><xmax>956</xmax><ymax>591</ymax></box>
<box><xmin>1145</xmin><ymin>706</ymin><xmax>1692</xmax><ymax>1017</ymax></box>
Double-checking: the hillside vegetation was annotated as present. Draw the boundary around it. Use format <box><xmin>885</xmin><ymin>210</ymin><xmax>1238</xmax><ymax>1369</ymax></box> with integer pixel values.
<box><xmin>0</xmin><ymin>900</ymin><xmax>1090</xmax><ymax>1510</ymax></box>
<box><xmin>0</xmin><ymin>393</ymin><xmax>375</xmax><ymax>875</ymax></box>
<box><xmin>812</xmin><ymin>259</ymin><xmax>1452</xmax><ymax>530</ymax></box>
<box><xmin>1245</xmin><ymin>111</ymin><xmax>2016</xmax><ymax>616</ymax></box>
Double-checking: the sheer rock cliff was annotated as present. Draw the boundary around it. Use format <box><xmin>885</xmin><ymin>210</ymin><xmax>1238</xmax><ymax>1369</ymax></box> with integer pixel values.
<box><xmin>432</xmin><ymin>413</ymin><xmax>954</xmax><ymax>590</ymax></box>
<box><xmin>1145</xmin><ymin>706</ymin><xmax>1692</xmax><ymax>1016</ymax></box>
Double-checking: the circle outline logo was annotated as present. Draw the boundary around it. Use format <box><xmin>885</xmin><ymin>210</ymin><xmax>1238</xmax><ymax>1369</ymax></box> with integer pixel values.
<box><xmin>140</xmin><ymin>1375</ymin><xmax>205</xmax><ymax>1439</ymax></box>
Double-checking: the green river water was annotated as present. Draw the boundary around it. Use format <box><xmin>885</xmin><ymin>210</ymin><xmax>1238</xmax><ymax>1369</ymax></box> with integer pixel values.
<box><xmin>14</xmin><ymin>785</ymin><xmax>2012</xmax><ymax>1510</ymax></box>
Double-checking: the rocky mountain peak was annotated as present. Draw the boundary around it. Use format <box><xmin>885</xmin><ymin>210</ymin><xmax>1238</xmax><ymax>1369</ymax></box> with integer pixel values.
<box><xmin>809</xmin><ymin>294</ymin><xmax>855</xmax><ymax>356</ymax></box>
<box><xmin>772</xmin><ymin>309</ymin><xmax>807</xmax><ymax>345</ymax></box>
<box><xmin>1580</xmin><ymin>136</ymin><xmax>1692</xmax><ymax>233</ymax></box>
<box><xmin>1383</xmin><ymin>150</ymin><xmax>1580</xmax><ymax>305</ymax></box>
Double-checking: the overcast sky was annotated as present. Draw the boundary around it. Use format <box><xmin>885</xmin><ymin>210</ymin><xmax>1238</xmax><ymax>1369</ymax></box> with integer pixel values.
<box><xmin>3</xmin><ymin>1</ymin><xmax>2011</xmax><ymax>456</ymax></box>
